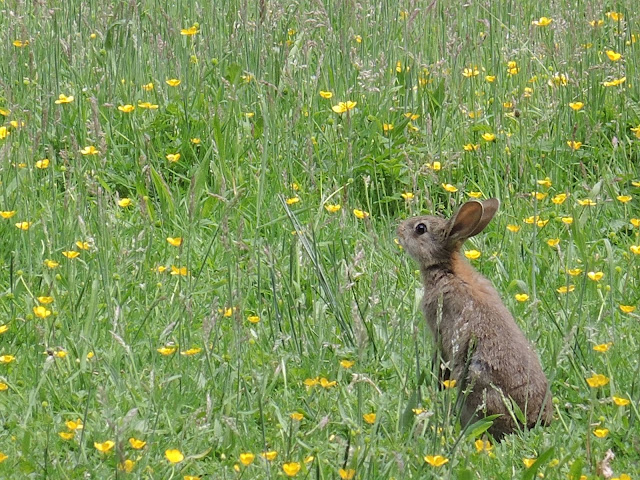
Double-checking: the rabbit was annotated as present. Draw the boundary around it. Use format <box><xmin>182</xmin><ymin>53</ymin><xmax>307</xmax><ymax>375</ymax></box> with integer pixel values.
<box><xmin>397</xmin><ymin>198</ymin><xmax>552</xmax><ymax>440</ymax></box>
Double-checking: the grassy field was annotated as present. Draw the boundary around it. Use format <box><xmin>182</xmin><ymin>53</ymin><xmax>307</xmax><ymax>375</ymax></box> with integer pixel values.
<box><xmin>1</xmin><ymin>0</ymin><xmax>639</xmax><ymax>478</ymax></box>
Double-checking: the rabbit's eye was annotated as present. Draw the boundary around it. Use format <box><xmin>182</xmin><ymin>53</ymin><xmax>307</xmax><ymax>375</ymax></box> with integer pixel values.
<box><xmin>414</xmin><ymin>223</ymin><xmax>428</xmax><ymax>235</ymax></box>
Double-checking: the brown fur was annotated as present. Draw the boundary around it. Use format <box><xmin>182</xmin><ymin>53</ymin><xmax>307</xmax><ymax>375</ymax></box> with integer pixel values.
<box><xmin>397</xmin><ymin>199</ymin><xmax>552</xmax><ymax>439</ymax></box>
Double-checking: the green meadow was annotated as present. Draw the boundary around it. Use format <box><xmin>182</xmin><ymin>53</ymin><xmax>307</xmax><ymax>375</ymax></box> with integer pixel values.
<box><xmin>1</xmin><ymin>0</ymin><xmax>639</xmax><ymax>478</ymax></box>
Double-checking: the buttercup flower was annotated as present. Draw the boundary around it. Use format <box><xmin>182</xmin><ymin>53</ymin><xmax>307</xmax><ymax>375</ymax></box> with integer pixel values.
<box><xmin>118</xmin><ymin>104</ymin><xmax>135</xmax><ymax>113</ymax></box>
<box><xmin>55</xmin><ymin>94</ymin><xmax>74</xmax><ymax>104</ymax></box>
<box><xmin>464</xmin><ymin>250</ymin><xmax>481</xmax><ymax>260</ymax></box>
<box><xmin>605</xmin><ymin>50</ymin><xmax>622</xmax><ymax>61</ymax></box>
<box><xmin>165</xmin><ymin>449</ymin><xmax>184</xmax><ymax>463</ymax></box>
<box><xmin>532</xmin><ymin>17</ymin><xmax>552</xmax><ymax>27</ymax></box>
<box><xmin>282</xmin><ymin>462</ymin><xmax>301</xmax><ymax>477</ymax></box>
<box><xmin>94</xmin><ymin>440</ymin><xmax>115</xmax><ymax>453</ymax></box>
<box><xmin>363</xmin><ymin>413</ymin><xmax>376</xmax><ymax>424</ymax></box>
<box><xmin>166</xmin><ymin>153</ymin><xmax>180</xmax><ymax>163</ymax></box>
<box><xmin>332</xmin><ymin>101</ymin><xmax>357</xmax><ymax>114</ymax></box>
<box><xmin>586</xmin><ymin>373</ymin><xmax>609</xmax><ymax>388</ymax></box>
<box><xmin>80</xmin><ymin>146</ymin><xmax>99</xmax><ymax>155</ymax></box>
<box><xmin>319</xmin><ymin>91</ymin><xmax>333</xmax><ymax>99</ymax></box>
<box><xmin>569</xmin><ymin>102</ymin><xmax>584</xmax><ymax>111</ymax></box>
<box><xmin>129</xmin><ymin>438</ymin><xmax>147</xmax><ymax>449</ymax></box>
<box><xmin>353</xmin><ymin>209</ymin><xmax>369</xmax><ymax>219</ymax></box>
<box><xmin>166</xmin><ymin>79</ymin><xmax>181</xmax><ymax>87</ymax></box>
<box><xmin>442</xmin><ymin>183</ymin><xmax>458</xmax><ymax>193</ymax></box>
<box><xmin>424</xmin><ymin>455</ymin><xmax>449</xmax><ymax>467</ymax></box>
<box><xmin>325</xmin><ymin>204</ymin><xmax>341</xmax><ymax>213</ymax></box>
<box><xmin>167</xmin><ymin>237</ymin><xmax>182</xmax><ymax>247</ymax></box>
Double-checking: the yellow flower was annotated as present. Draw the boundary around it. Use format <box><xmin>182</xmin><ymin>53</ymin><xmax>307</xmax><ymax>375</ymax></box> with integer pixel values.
<box><xmin>0</xmin><ymin>325</ymin><xmax>8</xmax><ymax>334</ymax></box>
<box><xmin>547</xmin><ymin>238</ymin><xmax>560</xmax><ymax>247</ymax></box>
<box><xmin>612</xmin><ymin>396</ymin><xmax>631</xmax><ymax>406</ymax></box>
<box><xmin>332</xmin><ymin>101</ymin><xmax>357</xmax><ymax>114</ymax></box>
<box><xmin>282</xmin><ymin>462</ymin><xmax>301</xmax><ymax>476</ymax></box>
<box><xmin>619</xmin><ymin>305</ymin><xmax>636</xmax><ymax>313</ymax></box>
<box><xmin>137</xmin><ymin>102</ymin><xmax>159</xmax><ymax>109</ymax></box>
<box><xmin>441</xmin><ymin>183</ymin><xmax>458</xmax><ymax>193</ymax></box>
<box><xmin>593</xmin><ymin>428</ymin><xmax>609</xmax><ymax>438</ymax></box>
<box><xmin>631</xmin><ymin>126</ymin><xmax>640</xmax><ymax>139</ymax></box>
<box><xmin>0</xmin><ymin>210</ymin><xmax>17</xmax><ymax>219</ymax></box>
<box><xmin>567</xmin><ymin>140</ymin><xmax>582</xmax><ymax>150</ymax></box>
<box><xmin>118</xmin><ymin>104</ymin><xmax>135</xmax><ymax>113</ymax></box>
<box><xmin>462</xmin><ymin>66</ymin><xmax>479</xmax><ymax>77</ymax></box>
<box><xmin>354</xmin><ymin>35</ymin><xmax>362</xmax><ymax>43</ymax></box>
<box><xmin>631</xmin><ymin>245</ymin><xmax>640</xmax><ymax>255</ymax></box>
<box><xmin>515</xmin><ymin>294</ymin><xmax>529</xmax><ymax>302</ymax></box>
<box><xmin>353</xmin><ymin>209</ymin><xmax>369</xmax><ymax>219</ymax></box>
<box><xmin>340</xmin><ymin>360</ymin><xmax>354</xmax><ymax>369</ymax></box>
<box><xmin>586</xmin><ymin>373</ymin><xmax>610</xmax><ymax>388</ymax></box>
<box><xmin>35</xmin><ymin>158</ymin><xmax>50</xmax><ymax>169</ymax></box>
<box><xmin>506</xmin><ymin>224</ymin><xmax>521</xmax><ymax>233</ymax></box>
<box><xmin>593</xmin><ymin>343</ymin><xmax>612</xmax><ymax>353</ymax></box>
<box><xmin>286</xmin><ymin>197</ymin><xmax>300</xmax><ymax>205</ymax></box>
<box><xmin>247</xmin><ymin>315</ymin><xmax>260</xmax><ymax>324</ymax></box>
<box><xmin>481</xmin><ymin>132</ymin><xmax>496</xmax><ymax>142</ymax></box>
<box><xmin>537</xmin><ymin>177</ymin><xmax>552</xmax><ymax>188</ymax></box>
<box><xmin>383</xmin><ymin>123</ymin><xmax>394</xmax><ymax>132</ymax></box>
<box><xmin>170</xmin><ymin>265</ymin><xmax>188</xmax><ymax>276</ymax></box>
<box><xmin>463</xmin><ymin>143</ymin><xmax>480</xmax><ymax>151</ymax></box>
<box><xmin>589</xmin><ymin>19</ymin><xmax>604</xmax><ymax>27</ymax></box>
<box><xmin>522</xmin><ymin>458</ymin><xmax>536</xmax><ymax>468</ymax></box>
<box><xmin>401</xmin><ymin>192</ymin><xmax>414</xmax><ymax>200</ymax></box>
<box><xmin>180</xmin><ymin>25</ymin><xmax>198</xmax><ymax>36</ymax></box>
<box><xmin>33</xmin><ymin>306</ymin><xmax>52</xmax><ymax>318</ymax></box>
<box><xmin>485</xmin><ymin>75</ymin><xmax>496</xmax><ymax>82</ymax></box>
<box><xmin>552</xmin><ymin>193</ymin><xmax>568</xmax><ymax>204</ymax></box>
<box><xmin>62</xmin><ymin>251</ymin><xmax>80</xmax><ymax>259</ymax></box>
<box><xmin>165</xmin><ymin>449</ymin><xmax>184</xmax><ymax>463</ymax></box>
<box><xmin>0</xmin><ymin>126</ymin><xmax>8</xmax><ymax>140</ymax></box>
<box><xmin>319</xmin><ymin>91</ymin><xmax>333</xmax><ymax>99</ymax></box>
<box><xmin>94</xmin><ymin>440</ymin><xmax>115</xmax><ymax>453</ymax></box>
<box><xmin>75</xmin><ymin>241</ymin><xmax>90</xmax><ymax>250</ymax></box>
<box><xmin>325</xmin><ymin>203</ymin><xmax>341</xmax><ymax>213</ymax></box>
<box><xmin>66</xmin><ymin>419</ymin><xmax>83</xmax><ymax>430</ymax></box>
<box><xmin>532</xmin><ymin>16</ymin><xmax>552</xmax><ymax>26</ymax></box>
<box><xmin>157</xmin><ymin>346</ymin><xmax>177</xmax><ymax>355</ymax></box>
<box><xmin>577</xmin><ymin>199</ymin><xmax>596</xmax><ymax>206</ymax></box>
<box><xmin>603</xmin><ymin>77</ymin><xmax>626</xmax><ymax>87</ymax></box>
<box><xmin>166</xmin><ymin>153</ymin><xmax>181</xmax><ymax>163</ymax></box>
<box><xmin>507</xmin><ymin>60</ymin><xmax>519</xmax><ymax>75</ymax></box>
<box><xmin>191</xmin><ymin>137</ymin><xmax>201</xmax><ymax>144</ymax></box>
<box><xmin>424</xmin><ymin>455</ymin><xmax>449</xmax><ymax>467</ymax></box>
<box><xmin>129</xmin><ymin>438</ymin><xmax>147</xmax><ymax>449</ymax></box>
<box><xmin>44</xmin><ymin>259</ymin><xmax>59</xmax><ymax>268</ymax></box>
<box><xmin>59</xmin><ymin>431</ymin><xmax>75</xmax><ymax>440</ymax></box>
<box><xmin>290</xmin><ymin>412</ymin><xmax>304</xmax><ymax>421</ymax></box>
<box><xmin>219</xmin><ymin>307</ymin><xmax>233</xmax><ymax>317</ymax></box>
<box><xmin>617</xmin><ymin>195</ymin><xmax>632</xmax><ymax>203</ymax></box>
<box><xmin>55</xmin><ymin>94</ymin><xmax>74</xmax><ymax>104</ymax></box>
<box><xmin>262</xmin><ymin>450</ymin><xmax>278</xmax><ymax>461</ymax></box>
<box><xmin>15</xmin><ymin>221</ymin><xmax>31</xmax><ymax>230</ymax></box>
<box><xmin>167</xmin><ymin>237</ymin><xmax>183</xmax><ymax>247</ymax></box>
<box><xmin>0</xmin><ymin>355</ymin><xmax>15</xmax><ymax>364</ymax></box>
<box><xmin>363</xmin><ymin>413</ymin><xmax>376</xmax><ymax>424</ymax></box>
<box><xmin>561</xmin><ymin>217</ymin><xmax>573</xmax><ymax>225</ymax></box>
<box><xmin>532</xmin><ymin>192</ymin><xmax>547</xmax><ymax>200</ymax></box>
<box><xmin>118</xmin><ymin>198</ymin><xmax>132</xmax><ymax>207</ymax></box>
<box><xmin>567</xmin><ymin>268</ymin><xmax>583</xmax><ymax>276</ymax></box>
<box><xmin>404</xmin><ymin>112</ymin><xmax>420</xmax><ymax>121</ymax></box>
<box><xmin>180</xmin><ymin>348</ymin><xmax>202</xmax><ymax>356</ymax></box>
<box><xmin>474</xmin><ymin>439</ymin><xmax>493</xmax><ymax>453</ymax></box>
<box><xmin>429</xmin><ymin>161</ymin><xmax>442</xmax><ymax>170</ymax></box>
<box><xmin>536</xmin><ymin>219</ymin><xmax>548</xmax><ymax>227</ymax></box>
<box><xmin>166</xmin><ymin>79</ymin><xmax>181</xmax><ymax>87</ymax></box>
<box><xmin>319</xmin><ymin>377</ymin><xmax>336</xmax><ymax>388</ymax></box>
<box><xmin>468</xmin><ymin>191</ymin><xmax>482</xmax><ymax>198</ymax></box>
<box><xmin>239</xmin><ymin>452</ymin><xmax>255</xmax><ymax>466</ymax></box>
<box><xmin>606</xmin><ymin>11</ymin><xmax>623</xmax><ymax>21</ymax></box>
<box><xmin>339</xmin><ymin>468</ymin><xmax>356</xmax><ymax>480</ymax></box>
<box><xmin>142</xmin><ymin>82</ymin><xmax>154</xmax><ymax>91</ymax></box>
<box><xmin>569</xmin><ymin>102</ymin><xmax>584</xmax><ymax>111</ymax></box>
<box><xmin>606</xmin><ymin>50</ymin><xmax>622</xmax><ymax>61</ymax></box>
<box><xmin>119</xmin><ymin>459</ymin><xmax>135</xmax><ymax>473</ymax></box>
<box><xmin>442</xmin><ymin>379</ymin><xmax>457</xmax><ymax>389</ymax></box>
<box><xmin>556</xmin><ymin>285</ymin><xmax>575</xmax><ymax>294</ymax></box>
<box><xmin>587</xmin><ymin>271</ymin><xmax>603</xmax><ymax>281</ymax></box>
<box><xmin>304</xmin><ymin>377</ymin><xmax>319</xmax><ymax>387</ymax></box>
<box><xmin>80</xmin><ymin>145</ymin><xmax>99</xmax><ymax>155</ymax></box>
<box><xmin>13</xmin><ymin>40</ymin><xmax>30</xmax><ymax>47</ymax></box>
<box><xmin>464</xmin><ymin>250</ymin><xmax>481</xmax><ymax>260</ymax></box>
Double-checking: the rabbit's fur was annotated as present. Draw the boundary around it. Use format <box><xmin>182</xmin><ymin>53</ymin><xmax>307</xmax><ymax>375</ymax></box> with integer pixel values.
<box><xmin>397</xmin><ymin>199</ymin><xmax>552</xmax><ymax>439</ymax></box>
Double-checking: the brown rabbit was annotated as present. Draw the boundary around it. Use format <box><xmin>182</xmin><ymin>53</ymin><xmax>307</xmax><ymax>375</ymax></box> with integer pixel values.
<box><xmin>397</xmin><ymin>199</ymin><xmax>552</xmax><ymax>439</ymax></box>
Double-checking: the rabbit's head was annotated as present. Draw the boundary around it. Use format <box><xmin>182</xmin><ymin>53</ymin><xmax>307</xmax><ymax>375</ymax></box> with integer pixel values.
<box><xmin>397</xmin><ymin>199</ymin><xmax>500</xmax><ymax>268</ymax></box>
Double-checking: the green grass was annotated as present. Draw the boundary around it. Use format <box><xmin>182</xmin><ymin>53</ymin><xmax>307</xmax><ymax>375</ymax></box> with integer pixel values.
<box><xmin>1</xmin><ymin>0</ymin><xmax>639</xmax><ymax>478</ymax></box>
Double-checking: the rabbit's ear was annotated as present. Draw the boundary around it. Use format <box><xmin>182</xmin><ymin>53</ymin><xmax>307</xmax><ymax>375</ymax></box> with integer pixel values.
<box><xmin>467</xmin><ymin>198</ymin><xmax>500</xmax><ymax>237</ymax></box>
<box><xmin>447</xmin><ymin>201</ymin><xmax>484</xmax><ymax>241</ymax></box>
